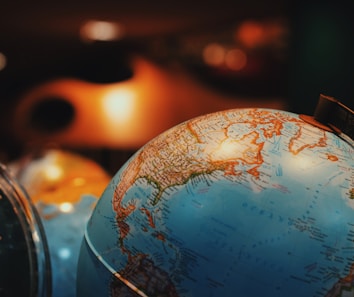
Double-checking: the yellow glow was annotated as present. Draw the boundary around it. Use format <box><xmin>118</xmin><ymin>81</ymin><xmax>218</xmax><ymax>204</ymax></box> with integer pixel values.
<box><xmin>59</xmin><ymin>202</ymin><xmax>74</xmax><ymax>213</ymax></box>
<box><xmin>203</xmin><ymin>43</ymin><xmax>226</xmax><ymax>66</ymax></box>
<box><xmin>225</xmin><ymin>49</ymin><xmax>247</xmax><ymax>71</ymax></box>
<box><xmin>72</xmin><ymin>177</ymin><xmax>86</xmax><ymax>187</ymax></box>
<box><xmin>212</xmin><ymin>139</ymin><xmax>243</xmax><ymax>160</ymax></box>
<box><xmin>0</xmin><ymin>52</ymin><xmax>6</xmax><ymax>71</ymax></box>
<box><xmin>44</xmin><ymin>164</ymin><xmax>63</xmax><ymax>181</ymax></box>
<box><xmin>102</xmin><ymin>88</ymin><xmax>136</xmax><ymax>125</ymax></box>
<box><xmin>219</xmin><ymin>140</ymin><xmax>240</xmax><ymax>158</ymax></box>
<box><xmin>80</xmin><ymin>20</ymin><xmax>125</xmax><ymax>41</ymax></box>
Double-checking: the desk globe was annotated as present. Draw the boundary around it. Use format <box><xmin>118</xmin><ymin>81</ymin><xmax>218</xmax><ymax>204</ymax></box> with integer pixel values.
<box><xmin>77</xmin><ymin>108</ymin><xmax>353</xmax><ymax>297</ymax></box>
<box><xmin>10</xmin><ymin>149</ymin><xmax>111</xmax><ymax>297</ymax></box>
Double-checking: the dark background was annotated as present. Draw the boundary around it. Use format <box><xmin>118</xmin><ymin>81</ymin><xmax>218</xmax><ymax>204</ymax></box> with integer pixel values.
<box><xmin>0</xmin><ymin>0</ymin><xmax>353</xmax><ymax>173</ymax></box>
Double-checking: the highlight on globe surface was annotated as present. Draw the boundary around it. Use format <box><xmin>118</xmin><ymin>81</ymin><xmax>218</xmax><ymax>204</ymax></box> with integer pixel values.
<box><xmin>74</xmin><ymin>95</ymin><xmax>353</xmax><ymax>297</ymax></box>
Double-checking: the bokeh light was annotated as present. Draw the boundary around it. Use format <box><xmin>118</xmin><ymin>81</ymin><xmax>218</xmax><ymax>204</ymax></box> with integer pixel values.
<box><xmin>0</xmin><ymin>52</ymin><xmax>7</xmax><ymax>71</ymax></box>
<box><xmin>101</xmin><ymin>88</ymin><xmax>136</xmax><ymax>125</ymax></box>
<box><xmin>59</xmin><ymin>202</ymin><xmax>74</xmax><ymax>213</ymax></box>
<box><xmin>236</xmin><ymin>20</ymin><xmax>265</xmax><ymax>48</ymax></box>
<box><xmin>80</xmin><ymin>20</ymin><xmax>125</xmax><ymax>42</ymax></box>
<box><xmin>236</xmin><ymin>19</ymin><xmax>288</xmax><ymax>50</ymax></box>
<box><xmin>225</xmin><ymin>48</ymin><xmax>247</xmax><ymax>71</ymax></box>
<box><xmin>43</xmin><ymin>164</ymin><xmax>63</xmax><ymax>182</ymax></box>
<box><xmin>202</xmin><ymin>43</ymin><xmax>226</xmax><ymax>67</ymax></box>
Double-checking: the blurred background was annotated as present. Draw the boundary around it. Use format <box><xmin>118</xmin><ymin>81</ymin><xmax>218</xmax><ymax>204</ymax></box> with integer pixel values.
<box><xmin>0</xmin><ymin>0</ymin><xmax>353</xmax><ymax>175</ymax></box>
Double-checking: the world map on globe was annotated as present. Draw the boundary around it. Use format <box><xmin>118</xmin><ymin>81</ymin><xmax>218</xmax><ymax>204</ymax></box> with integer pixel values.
<box><xmin>77</xmin><ymin>108</ymin><xmax>354</xmax><ymax>297</ymax></box>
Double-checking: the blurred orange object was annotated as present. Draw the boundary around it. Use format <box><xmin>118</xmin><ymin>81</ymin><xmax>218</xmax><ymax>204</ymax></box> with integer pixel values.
<box><xmin>12</xmin><ymin>56</ymin><xmax>285</xmax><ymax>150</ymax></box>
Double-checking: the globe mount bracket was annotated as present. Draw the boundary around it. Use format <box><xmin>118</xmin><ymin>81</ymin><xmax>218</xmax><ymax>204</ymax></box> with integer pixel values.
<box><xmin>300</xmin><ymin>94</ymin><xmax>354</xmax><ymax>146</ymax></box>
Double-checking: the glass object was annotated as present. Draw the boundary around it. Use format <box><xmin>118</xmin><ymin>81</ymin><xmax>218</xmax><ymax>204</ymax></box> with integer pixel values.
<box><xmin>0</xmin><ymin>164</ymin><xmax>51</xmax><ymax>297</ymax></box>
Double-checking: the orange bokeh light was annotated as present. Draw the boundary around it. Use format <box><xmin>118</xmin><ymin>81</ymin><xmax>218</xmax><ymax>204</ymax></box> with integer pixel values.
<box><xmin>236</xmin><ymin>21</ymin><xmax>265</xmax><ymax>48</ymax></box>
<box><xmin>225</xmin><ymin>49</ymin><xmax>247</xmax><ymax>71</ymax></box>
<box><xmin>0</xmin><ymin>52</ymin><xmax>7</xmax><ymax>71</ymax></box>
<box><xmin>203</xmin><ymin>43</ymin><xmax>226</xmax><ymax>67</ymax></box>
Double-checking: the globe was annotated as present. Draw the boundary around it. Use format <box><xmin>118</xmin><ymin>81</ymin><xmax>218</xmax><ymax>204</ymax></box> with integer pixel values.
<box><xmin>76</xmin><ymin>108</ymin><xmax>354</xmax><ymax>297</ymax></box>
<box><xmin>0</xmin><ymin>163</ymin><xmax>51</xmax><ymax>297</ymax></box>
<box><xmin>10</xmin><ymin>149</ymin><xmax>111</xmax><ymax>297</ymax></box>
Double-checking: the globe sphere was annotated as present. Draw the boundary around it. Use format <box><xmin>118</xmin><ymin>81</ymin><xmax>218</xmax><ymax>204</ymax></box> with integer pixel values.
<box><xmin>10</xmin><ymin>149</ymin><xmax>111</xmax><ymax>297</ymax></box>
<box><xmin>77</xmin><ymin>108</ymin><xmax>353</xmax><ymax>297</ymax></box>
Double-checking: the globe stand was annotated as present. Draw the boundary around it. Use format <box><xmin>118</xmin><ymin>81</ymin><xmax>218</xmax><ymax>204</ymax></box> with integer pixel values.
<box><xmin>300</xmin><ymin>94</ymin><xmax>354</xmax><ymax>145</ymax></box>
